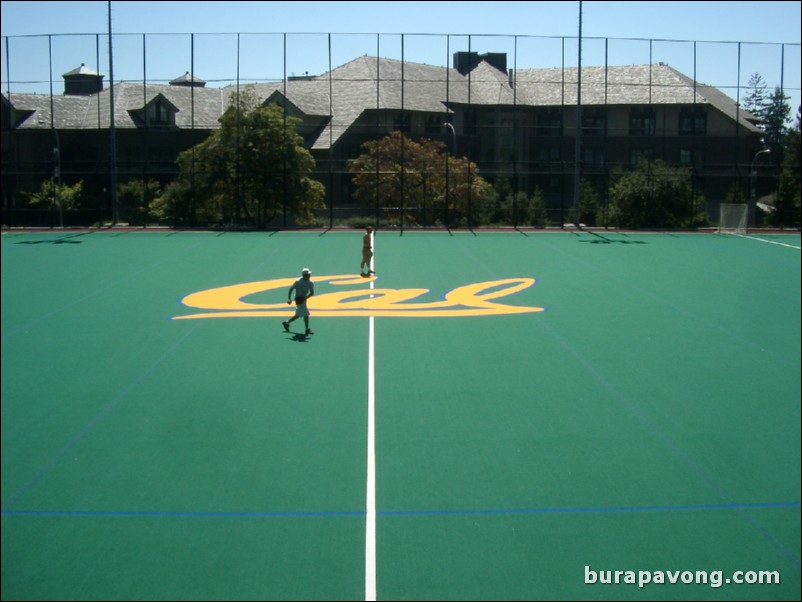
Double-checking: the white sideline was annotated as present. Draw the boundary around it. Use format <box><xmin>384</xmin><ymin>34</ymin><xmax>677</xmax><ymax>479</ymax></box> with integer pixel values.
<box><xmin>731</xmin><ymin>233</ymin><xmax>801</xmax><ymax>250</ymax></box>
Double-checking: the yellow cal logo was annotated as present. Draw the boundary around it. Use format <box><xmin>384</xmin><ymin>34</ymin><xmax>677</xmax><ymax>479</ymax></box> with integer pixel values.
<box><xmin>173</xmin><ymin>275</ymin><xmax>544</xmax><ymax>319</ymax></box>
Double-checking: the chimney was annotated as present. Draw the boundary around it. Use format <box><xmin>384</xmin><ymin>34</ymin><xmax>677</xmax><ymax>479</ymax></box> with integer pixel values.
<box><xmin>482</xmin><ymin>53</ymin><xmax>507</xmax><ymax>73</ymax></box>
<box><xmin>453</xmin><ymin>51</ymin><xmax>480</xmax><ymax>75</ymax></box>
<box><xmin>453</xmin><ymin>52</ymin><xmax>508</xmax><ymax>75</ymax></box>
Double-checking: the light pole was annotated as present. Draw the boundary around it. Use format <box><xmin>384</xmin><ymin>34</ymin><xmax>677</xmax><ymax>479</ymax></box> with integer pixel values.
<box><xmin>750</xmin><ymin>148</ymin><xmax>771</xmax><ymax>203</ymax></box>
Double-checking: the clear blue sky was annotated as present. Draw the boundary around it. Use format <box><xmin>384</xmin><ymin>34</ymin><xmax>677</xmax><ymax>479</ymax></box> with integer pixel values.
<box><xmin>2</xmin><ymin>1</ymin><xmax>800</xmax><ymax>112</ymax></box>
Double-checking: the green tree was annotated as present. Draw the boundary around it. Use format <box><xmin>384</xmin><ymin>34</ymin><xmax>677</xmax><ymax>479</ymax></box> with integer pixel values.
<box><xmin>479</xmin><ymin>176</ymin><xmax>510</xmax><ymax>225</ymax></box>
<box><xmin>578</xmin><ymin>178</ymin><xmax>599</xmax><ymax>226</ymax></box>
<box><xmin>743</xmin><ymin>72</ymin><xmax>769</xmax><ymax>122</ymax></box>
<box><xmin>762</xmin><ymin>87</ymin><xmax>792</xmax><ymax>165</ymax></box>
<box><xmin>607</xmin><ymin>160</ymin><xmax>706</xmax><ymax>228</ymax></box>
<box><xmin>770</xmin><ymin>167</ymin><xmax>801</xmax><ymax>228</ymax></box>
<box><xmin>788</xmin><ymin>105</ymin><xmax>802</xmax><ymax>178</ymax></box>
<box><xmin>348</xmin><ymin>130</ymin><xmax>492</xmax><ymax>227</ymax></box>
<box><xmin>25</xmin><ymin>179</ymin><xmax>84</xmax><ymax>226</ymax></box>
<box><xmin>770</xmin><ymin>105</ymin><xmax>801</xmax><ymax>228</ymax></box>
<box><xmin>117</xmin><ymin>178</ymin><xmax>162</xmax><ymax>226</ymax></box>
<box><xmin>482</xmin><ymin>184</ymin><xmax>549</xmax><ymax>227</ymax></box>
<box><xmin>478</xmin><ymin>177</ymin><xmax>544</xmax><ymax>227</ymax></box>
<box><xmin>169</xmin><ymin>88</ymin><xmax>325</xmax><ymax>227</ymax></box>
<box><xmin>723</xmin><ymin>182</ymin><xmax>747</xmax><ymax>204</ymax></box>
<box><xmin>498</xmin><ymin>191</ymin><xmax>527</xmax><ymax>226</ymax></box>
<box><xmin>528</xmin><ymin>187</ymin><xmax>549</xmax><ymax>227</ymax></box>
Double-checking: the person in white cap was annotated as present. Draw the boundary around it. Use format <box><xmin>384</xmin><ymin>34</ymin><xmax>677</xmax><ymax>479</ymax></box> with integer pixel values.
<box><xmin>283</xmin><ymin>268</ymin><xmax>315</xmax><ymax>335</ymax></box>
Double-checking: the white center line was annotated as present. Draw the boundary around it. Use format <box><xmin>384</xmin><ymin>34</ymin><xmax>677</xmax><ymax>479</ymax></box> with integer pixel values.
<box><xmin>365</xmin><ymin>230</ymin><xmax>377</xmax><ymax>601</ymax></box>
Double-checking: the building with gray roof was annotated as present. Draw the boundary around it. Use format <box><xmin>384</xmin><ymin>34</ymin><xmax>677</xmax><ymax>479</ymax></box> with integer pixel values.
<box><xmin>1</xmin><ymin>51</ymin><xmax>762</xmax><ymax>227</ymax></box>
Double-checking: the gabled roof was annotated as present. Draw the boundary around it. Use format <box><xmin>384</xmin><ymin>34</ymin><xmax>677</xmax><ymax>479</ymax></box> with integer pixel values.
<box><xmin>5</xmin><ymin>83</ymin><xmax>228</xmax><ymax>129</ymax></box>
<box><xmin>111</xmin><ymin>84</ymin><xmax>228</xmax><ymax>128</ymax></box>
<box><xmin>146</xmin><ymin>92</ymin><xmax>179</xmax><ymax>112</ymax></box>
<box><xmin>2</xmin><ymin>55</ymin><xmax>760</xmax><ymax>144</ymax></box>
<box><xmin>257</xmin><ymin>81</ymin><xmax>332</xmax><ymax>117</ymax></box>
<box><xmin>250</xmin><ymin>55</ymin><xmax>465</xmax><ymax>148</ymax></box>
<box><xmin>127</xmin><ymin>92</ymin><xmax>180</xmax><ymax>124</ymax></box>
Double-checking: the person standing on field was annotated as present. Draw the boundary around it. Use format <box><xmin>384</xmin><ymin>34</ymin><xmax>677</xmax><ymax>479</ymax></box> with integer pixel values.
<box><xmin>361</xmin><ymin>226</ymin><xmax>375</xmax><ymax>277</ymax></box>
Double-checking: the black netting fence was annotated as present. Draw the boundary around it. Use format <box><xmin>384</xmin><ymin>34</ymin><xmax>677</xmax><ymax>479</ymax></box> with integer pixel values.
<box><xmin>2</xmin><ymin>32</ymin><xmax>800</xmax><ymax>229</ymax></box>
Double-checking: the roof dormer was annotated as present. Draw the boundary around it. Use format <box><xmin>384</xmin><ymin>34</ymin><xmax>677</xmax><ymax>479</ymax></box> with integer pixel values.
<box><xmin>128</xmin><ymin>94</ymin><xmax>179</xmax><ymax>127</ymax></box>
<box><xmin>63</xmin><ymin>64</ymin><xmax>104</xmax><ymax>96</ymax></box>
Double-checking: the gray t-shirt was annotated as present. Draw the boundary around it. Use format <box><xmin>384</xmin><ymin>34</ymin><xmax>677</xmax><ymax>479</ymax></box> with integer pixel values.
<box><xmin>292</xmin><ymin>277</ymin><xmax>314</xmax><ymax>300</ymax></box>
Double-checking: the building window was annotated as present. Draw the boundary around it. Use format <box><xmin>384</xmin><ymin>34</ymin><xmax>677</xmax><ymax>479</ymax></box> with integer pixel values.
<box><xmin>679</xmin><ymin>148</ymin><xmax>704</xmax><ymax>165</ymax></box>
<box><xmin>425</xmin><ymin>115</ymin><xmax>442</xmax><ymax>135</ymax></box>
<box><xmin>537</xmin><ymin>108</ymin><xmax>562</xmax><ymax>136</ymax></box>
<box><xmin>499</xmin><ymin>113</ymin><xmax>515</xmax><ymax>138</ymax></box>
<box><xmin>630</xmin><ymin>148</ymin><xmax>655</xmax><ymax>166</ymax></box>
<box><xmin>464</xmin><ymin>110</ymin><xmax>478</xmax><ymax>136</ymax></box>
<box><xmin>393</xmin><ymin>113</ymin><xmax>411</xmax><ymax>133</ymax></box>
<box><xmin>629</xmin><ymin>108</ymin><xmax>656</xmax><ymax>136</ymax></box>
<box><xmin>537</xmin><ymin>147</ymin><xmax>561</xmax><ymax>163</ymax></box>
<box><xmin>582</xmin><ymin>147</ymin><xmax>604</xmax><ymax>166</ymax></box>
<box><xmin>581</xmin><ymin>108</ymin><xmax>607</xmax><ymax>137</ymax></box>
<box><xmin>146</xmin><ymin>101</ymin><xmax>171</xmax><ymax>127</ymax></box>
<box><xmin>679</xmin><ymin>107</ymin><xmax>706</xmax><ymax>135</ymax></box>
<box><xmin>499</xmin><ymin>143</ymin><xmax>516</xmax><ymax>162</ymax></box>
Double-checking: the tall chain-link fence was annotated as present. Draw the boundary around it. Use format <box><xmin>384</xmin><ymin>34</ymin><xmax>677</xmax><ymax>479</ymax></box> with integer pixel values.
<box><xmin>2</xmin><ymin>32</ymin><xmax>800</xmax><ymax>228</ymax></box>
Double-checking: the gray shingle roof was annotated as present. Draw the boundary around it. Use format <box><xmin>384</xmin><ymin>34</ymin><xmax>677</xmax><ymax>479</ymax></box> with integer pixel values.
<box><xmin>7</xmin><ymin>83</ymin><xmax>228</xmax><ymax>129</ymax></box>
<box><xmin>62</xmin><ymin>63</ymin><xmax>101</xmax><ymax>78</ymax></box>
<box><xmin>513</xmin><ymin>63</ymin><xmax>710</xmax><ymax>106</ymax></box>
<box><xmin>3</xmin><ymin>56</ymin><xmax>759</xmax><ymax>143</ymax></box>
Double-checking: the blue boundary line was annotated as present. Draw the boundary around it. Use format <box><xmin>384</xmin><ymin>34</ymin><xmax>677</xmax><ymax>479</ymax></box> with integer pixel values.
<box><xmin>2</xmin><ymin>501</ymin><xmax>798</xmax><ymax>518</ymax></box>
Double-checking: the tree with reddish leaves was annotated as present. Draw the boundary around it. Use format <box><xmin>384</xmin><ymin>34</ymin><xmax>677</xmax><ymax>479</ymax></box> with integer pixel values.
<box><xmin>348</xmin><ymin>131</ymin><xmax>492</xmax><ymax>227</ymax></box>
